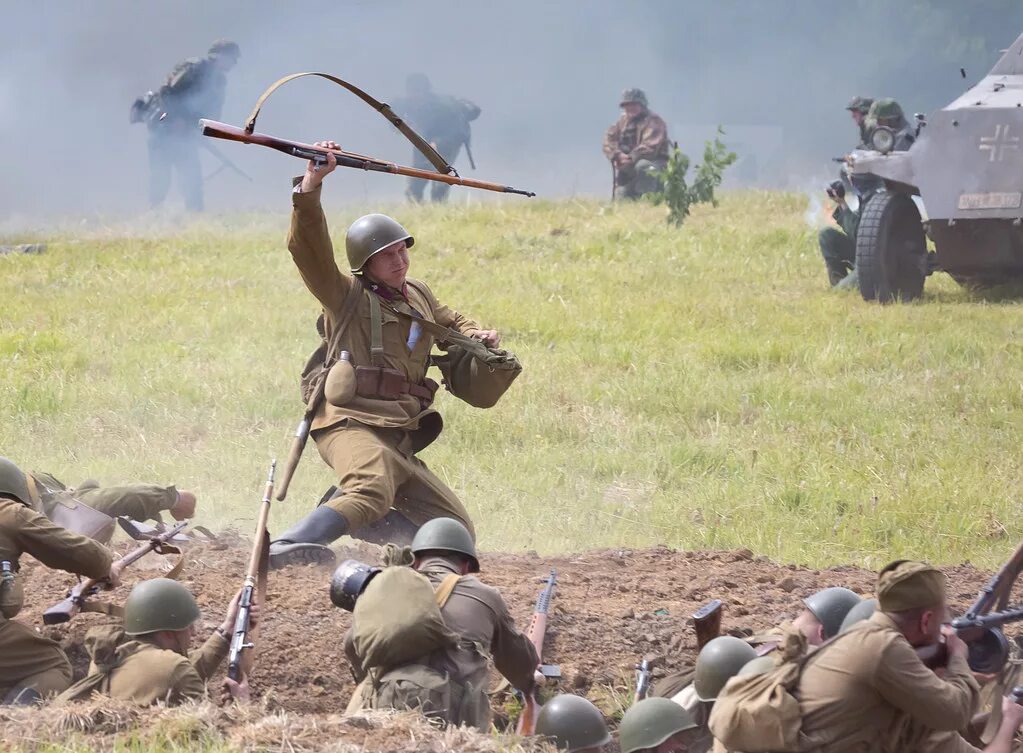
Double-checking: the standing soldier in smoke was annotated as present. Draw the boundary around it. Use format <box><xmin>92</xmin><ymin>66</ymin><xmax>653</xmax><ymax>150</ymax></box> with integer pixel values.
<box><xmin>603</xmin><ymin>88</ymin><xmax>670</xmax><ymax>200</ymax></box>
<box><xmin>393</xmin><ymin>74</ymin><xmax>481</xmax><ymax>204</ymax></box>
<box><xmin>268</xmin><ymin>140</ymin><xmax>501</xmax><ymax>569</ymax></box>
<box><xmin>130</xmin><ymin>39</ymin><xmax>240</xmax><ymax>212</ymax></box>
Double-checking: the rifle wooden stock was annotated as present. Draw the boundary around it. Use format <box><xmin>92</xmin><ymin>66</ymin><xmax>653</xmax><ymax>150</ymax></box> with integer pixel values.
<box><xmin>199</xmin><ymin>120</ymin><xmax>536</xmax><ymax>197</ymax></box>
<box><xmin>42</xmin><ymin>521</ymin><xmax>188</xmax><ymax>625</ymax></box>
<box><xmin>693</xmin><ymin>599</ymin><xmax>724</xmax><ymax>650</ymax></box>
<box><xmin>227</xmin><ymin>461</ymin><xmax>275</xmax><ymax>686</ymax></box>
<box><xmin>276</xmin><ymin>393</ymin><xmax>316</xmax><ymax>501</ymax></box>
<box><xmin>517</xmin><ymin>570</ymin><xmax>557</xmax><ymax>736</ymax></box>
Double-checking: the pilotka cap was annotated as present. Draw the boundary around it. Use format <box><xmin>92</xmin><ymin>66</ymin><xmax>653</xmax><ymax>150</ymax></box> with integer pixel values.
<box><xmin>876</xmin><ymin>560</ymin><xmax>946</xmax><ymax>612</ymax></box>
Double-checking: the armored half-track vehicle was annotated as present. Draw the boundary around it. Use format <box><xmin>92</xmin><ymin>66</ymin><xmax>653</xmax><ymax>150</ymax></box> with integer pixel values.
<box><xmin>848</xmin><ymin>33</ymin><xmax>1023</xmax><ymax>302</ymax></box>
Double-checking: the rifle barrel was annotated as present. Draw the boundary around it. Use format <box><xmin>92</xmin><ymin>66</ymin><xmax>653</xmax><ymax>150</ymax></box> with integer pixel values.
<box><xmin>199</xmin><ymin>120</ymin><xmax>535</xmax><ymax>197</ymax></box>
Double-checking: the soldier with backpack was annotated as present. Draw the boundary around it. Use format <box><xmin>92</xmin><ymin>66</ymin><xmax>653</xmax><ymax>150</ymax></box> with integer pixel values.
<box><xmin>339</xmin><ymin>518</ymin><xmax>538</xmax><ymax>730</ymax></box>
<box><xmin>130</xmin><ymin>39</ymin><xmax>240</xmax><ymax>212</ymax></box>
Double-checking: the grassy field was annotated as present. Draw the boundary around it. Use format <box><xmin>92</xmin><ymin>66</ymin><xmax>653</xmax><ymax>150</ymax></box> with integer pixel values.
<box><xmin>3</xmin><ymin>191</ymin><xmax>1023</xmax><ymax>570</ymax></box>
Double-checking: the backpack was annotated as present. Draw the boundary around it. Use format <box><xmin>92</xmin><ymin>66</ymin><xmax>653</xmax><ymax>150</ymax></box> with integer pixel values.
<box><xmin>708</xmin><ymin>631</ymin><xmax>849</xmax><ymax>752</ymax></box>
<box><xmin>350</xmin><ymin>566</ymin><xmax>460</xmax><ymax>673</ymax></box>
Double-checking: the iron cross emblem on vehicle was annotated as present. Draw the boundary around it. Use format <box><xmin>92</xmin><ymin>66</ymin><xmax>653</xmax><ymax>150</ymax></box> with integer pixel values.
<box><xmin>979</xmin><ymin>124</ymin><xmax>1020</xmax><ymax>162</ymax></box>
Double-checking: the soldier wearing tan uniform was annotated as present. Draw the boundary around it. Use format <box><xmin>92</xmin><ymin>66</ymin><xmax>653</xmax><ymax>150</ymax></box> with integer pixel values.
<box><xmin>58</xmin><ymin>578</ymin><xmax>252</xmax><ymax>705</ymax></box>
<box><xmin>603</xmin><ymin>88</ymin><xmax>670</xmax><ymax>200</ymax></box>
<box><xmin>0</xmin><ymin>457</ymin><xmax>121</xmax><ymax>704</ymax></box>
<box><xmin>269</xmin><ymin>141</ymin><xmax>499</xmax><ymax>568</ymax></box>
<box><xmin>344</xmin><ymin>518</ymin><xmax>538</xmax><ymax>730</ymax></box>
<box><xmin>795</xmin><ymin>560</ymin><xmax>1023</xmax><ymax>753</ymax></box>
<box><xmin>31</xmin><ymin>471</ymin><xmax>196</xmax><ymax>529</ymax></box>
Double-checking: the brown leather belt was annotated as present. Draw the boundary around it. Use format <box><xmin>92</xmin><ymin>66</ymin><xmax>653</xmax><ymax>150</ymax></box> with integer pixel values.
<box><xmin>355</xmin><ymin>366</ymin><xmax>438</xmax><ymax>404</ymax></box>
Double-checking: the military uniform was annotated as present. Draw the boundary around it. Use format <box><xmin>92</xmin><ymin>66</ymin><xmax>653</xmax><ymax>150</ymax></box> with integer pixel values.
<box><xmin>59</xmin><ymin>631</ymin><xmax>229</xmax><ymax>705</ymax></box>
<box><xmin>394</xmin><ymin>75</ymin><xmax>480</xmax><ymax>203</ymax></box>
<box><xmin>819</xmin><ymin>203</ymin><xmax>861</xmax><ymax>286</ymax></box>
<box><xmin>0</xmin><ymin>498</ymin><xmax>112</xmax><ymax>701</ymax></box>
<box><xmin>31</xmin><ymin>471</ymin><xmax>179</xmax><ymax>524</ymax></box>
<box><xmin>147</xmin><ymin>40</ymin><xmax>238</xmax><ymax>212</ymax></box>
<box><xmin>285</xmin><ymin>182</ymin><xmax>482</xmax><ymax>537</ymax></box>
<box><xmin>603</xmin><ymin>89</ymin><xmax>670</xmax><ymax>200</ymax></box>
<box><xmin>345</xmin><ymin>555</ymin><xmax>538</xmax><ymax>729</ymax></box>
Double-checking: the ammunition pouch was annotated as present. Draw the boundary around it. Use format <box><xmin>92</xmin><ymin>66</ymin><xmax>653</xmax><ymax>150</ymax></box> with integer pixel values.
<box><xmin>355</xmin><ymin>366</ymin><xmax>438</xmax><ymax>406</ymax></box>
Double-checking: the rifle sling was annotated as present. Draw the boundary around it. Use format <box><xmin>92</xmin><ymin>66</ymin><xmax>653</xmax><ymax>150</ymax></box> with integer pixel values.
<box><xmin>244</xmin><ymin>72</ymin><xmax>454</xmax><ymax>176</ymax></box>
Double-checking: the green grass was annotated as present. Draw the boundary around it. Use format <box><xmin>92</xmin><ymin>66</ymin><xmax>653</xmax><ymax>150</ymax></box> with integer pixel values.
<box><xmin>3</xmin><ymin>192</ymin><xmax>1023</xmax><ymax>569</ymax></box>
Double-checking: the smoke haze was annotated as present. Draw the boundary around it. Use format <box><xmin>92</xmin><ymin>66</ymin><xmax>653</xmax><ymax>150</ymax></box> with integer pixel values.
<box><xmin>2</xmin><ymin>0</ymin><xmax>1021</xmax><ymax>218</ymax></box>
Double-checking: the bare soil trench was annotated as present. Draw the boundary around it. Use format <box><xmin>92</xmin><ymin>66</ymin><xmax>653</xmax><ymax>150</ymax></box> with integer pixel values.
<box><xmin>15</xmin><ymin>537</ymin><xmax>1001</xmax><ymax>720</ymax></box>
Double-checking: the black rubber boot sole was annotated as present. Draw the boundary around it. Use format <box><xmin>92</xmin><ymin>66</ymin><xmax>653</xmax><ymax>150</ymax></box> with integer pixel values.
<box><xmin>268</xmin><ymin>542</ymin><xmax>337</xmax><ymax>570</ymax></box>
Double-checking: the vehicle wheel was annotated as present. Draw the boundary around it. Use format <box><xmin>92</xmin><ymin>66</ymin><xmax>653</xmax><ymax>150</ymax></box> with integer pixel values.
<box><xmin>855</xmin><ymin>192</ymin><xmax>927</xmax><ymax>303</ymax></box>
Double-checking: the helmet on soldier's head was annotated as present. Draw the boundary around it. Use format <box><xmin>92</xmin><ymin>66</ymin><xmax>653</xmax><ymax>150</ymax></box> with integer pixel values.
<box><xmin>693</xmin><ymin>635</ymin><xmax>757</xmax><ymax>702</ymax></box>
<box><xmin>0</xmin><ymin>457</ymin><xmax>35</xmax><ymax>507</ymax></box>
<box><xmin>619</xmin><ymin>697</ymin><xmax>697</xmax><ymax>753</ymax></box>
<box><xmin>620</xmin><ymin>88</ymin><xmax>649</xmax><ymax>108</ymax></box>
<box><xmin>839</xmin><ymin>597</ymin><xmax>878</xmax><ymax>633</ymax></box>
<box><xmin>846</xmin><ymin>96</ymin><xmax>874</xmax><ymax>114</ymax></box>
<box><xmin>410</xmin><ymin>517</ymin><xmax>479</xmax><ymax>572</ymax></box>
<box><xmin>803</xmin><ymin>587</ymin><xmax>862</xmax><ymax>640</ymax></box>
<box><xmin>535</xmin><ymin>694</ymin><xmax>611</xmax><ymax>752</ymax></box>
<box><xmin>867</xmin><ymin>98</ymin><xmax>906</xmax><ymax>126</ymax></box>
<box><xmin>208</xmin><ymin>39</ymin><xmax>240</xmax><ymax>59</ymax></box>
<box><xmin>122</xmin><ymin>578</ymin><xmax>201</xmax><ymax>636</ymax></box>
<box><xmin>345</xmin><ymin>214</ymin><xmax>415</xmax><ymax>273</ymax></box>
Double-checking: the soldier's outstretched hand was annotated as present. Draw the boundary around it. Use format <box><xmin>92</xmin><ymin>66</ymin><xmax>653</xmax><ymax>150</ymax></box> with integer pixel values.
<box><xmin>300</xmin><ymin>141</ymin><xmax>340</xmax><ymax>193</ymax></box>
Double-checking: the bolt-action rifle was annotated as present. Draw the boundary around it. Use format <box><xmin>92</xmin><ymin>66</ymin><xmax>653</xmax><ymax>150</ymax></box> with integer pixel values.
<box><xmin>517</xmin><ymin>570</ymin><xmax>560</xmax><ymax>736</ymax></box>
<box><xmin>42</xmin><ymin>519</ymin><xmax>188</xmax><ymax>625</ymax></box>
<box><xmin>693</xmin><ymin>599</ymin><xmax>724</xmax><ymax>650</ymax></box>
<box><xmin>227</xmin><ymin>460</ymin><xmax>276</xmax><ymax>686</ymax></box>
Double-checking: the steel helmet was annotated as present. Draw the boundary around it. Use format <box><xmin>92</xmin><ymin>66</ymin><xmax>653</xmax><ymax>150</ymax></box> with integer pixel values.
<box><xmin>839</xmin><ymin>597</ymin><xmax>878</xmax><ymax>634</ymax></box>
<box><xmin>804</xmin><ymin>587</ymin><xmax>862</xmax><ymax>639</ymax></box>
<box><xmin>693</xmin><ymin>635</ymin><xmax>756</xmax><ymax>701</ymax></box>
<box><xmin>410</xmin><ymin>517</ymin><xmax>479</xmax><ymax>573</ymax></box>
<box><xmin>619</xmin><ymin>697</ymin><xmax>697</xmax><ymax>753</ymax></box>
<box><xmin>0</xmin><ymin>457</ymin><xmax>35</xmax><ymax>507</ymax></box>
<box><xmin>868</xmin><ymin>97</ymin><xmax>906</xmax><ymax>125</ymax></box>
<box><xmin>122</xmin><ymin>578</ymin><xmax>201</xmax><ymax>636</ymax></box>
<box><xmin>535</xmin><ymin>694</ymin><xmax>611</xmax><ymax>752</ymax></box>
<box><xmin>620</xmin><ymin>88</ymin><xmax>649</xmax><ymax>108</ymax></box>
<box><xmin>345</xmin><ymin>214</ymin><xmax>414</xmax><ymax>273</ymax></box>
<box><xmin>845</xmin><ymin>95</ymin><xmax>874</xmax><ymax>114</ymax></box>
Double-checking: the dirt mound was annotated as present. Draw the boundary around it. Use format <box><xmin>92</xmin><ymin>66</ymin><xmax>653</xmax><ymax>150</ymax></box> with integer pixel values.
<box><xmin>14</xmin><ymin>537</ymin><xmax>999</xmax><ymax>722</ymax></box>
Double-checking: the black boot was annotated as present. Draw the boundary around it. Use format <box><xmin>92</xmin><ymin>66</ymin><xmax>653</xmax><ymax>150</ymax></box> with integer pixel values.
<box><xmin>268</xmin><ymin>506</ymin><xmax>349</xmax><ymax>570</ymax></box>
<box><xmin>349</xmin><ymin>509</ymin><xmax>420</xmax><ymax>547</ymax></box>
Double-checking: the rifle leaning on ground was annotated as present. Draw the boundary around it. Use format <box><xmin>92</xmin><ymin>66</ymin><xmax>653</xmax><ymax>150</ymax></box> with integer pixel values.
<box><xmin>227</xmin><ymin>460</ymin><xmax>276</xmax><ymax>685</ymax></box>
<box><xmin>693</xmin><ymin>599</ymin><xmax>724</xmax><ymax>650</ymax></box>
<box><xmin>517</xmin><ymin>570</ymin><xmax>560</xmax><ymax>736</ymax></box>
<box><xmin>42</xmin><ymin>519</ymin><xmax>188</xmax><ymax>625</ymax></box>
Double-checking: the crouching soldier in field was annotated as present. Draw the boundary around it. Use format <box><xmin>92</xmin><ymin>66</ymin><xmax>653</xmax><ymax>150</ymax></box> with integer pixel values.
<box><xmin>603</xmin><ymin>88</ymin><xmax>670</xmax><ymax>200</ymax></box>
<box><xmin>58</xmin><ymin>578</ymin><xmax>253</xmax><ymax>705</ymax></box>
<box><xmin>269</xmin><ymin>143</ymin><xmax>502</xmax><ymax>568</ymax></box>
<box><xmin>337</xmin><ymin>518</ymin><xmax>538</xmax><ymax>729</ymax></box>
<box><xmin>29</xmin><ymin>470</ymin><xmax>197</xmax><ymax>543</ymax></box>
<box><xmin>0</xmin><ymin>457</ymin><xmax>122</xmax><ymax>704</ymax></box>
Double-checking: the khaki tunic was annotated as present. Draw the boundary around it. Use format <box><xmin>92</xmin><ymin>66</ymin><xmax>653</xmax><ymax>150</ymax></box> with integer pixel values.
<box><xmin>602</xmin><ymin>109</ymin><xmax>670</xmax><ymax>164</ymax></box>
<box><xmin>0</xmin><ymin>498</ymin><xmax>112</xmax><ymax>698</ymax></box>
<box><xmin>345</xmin><ymin>557</ymin><xmax>538</xmax><ymax>729</ymax></box>
<box><xmin>288</xmin><ymin>183</ymin><xmax>482</xmax><ymax>531</ymax></box>
<box><xmin>84</xmin><ymin>633</ymin><xmax>229</xmax><ymax>705</ymax></box>
<box><xmin>796</xmin><ymin>612</ymin><xmax>980</xmax><ymax>753</ymax></box>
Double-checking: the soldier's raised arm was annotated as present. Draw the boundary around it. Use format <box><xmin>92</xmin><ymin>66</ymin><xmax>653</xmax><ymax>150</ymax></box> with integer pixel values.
<box><xmin>287</xmin><ymin>143</ymin><xmax>353</xmax><ymax>314</ymax></box>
